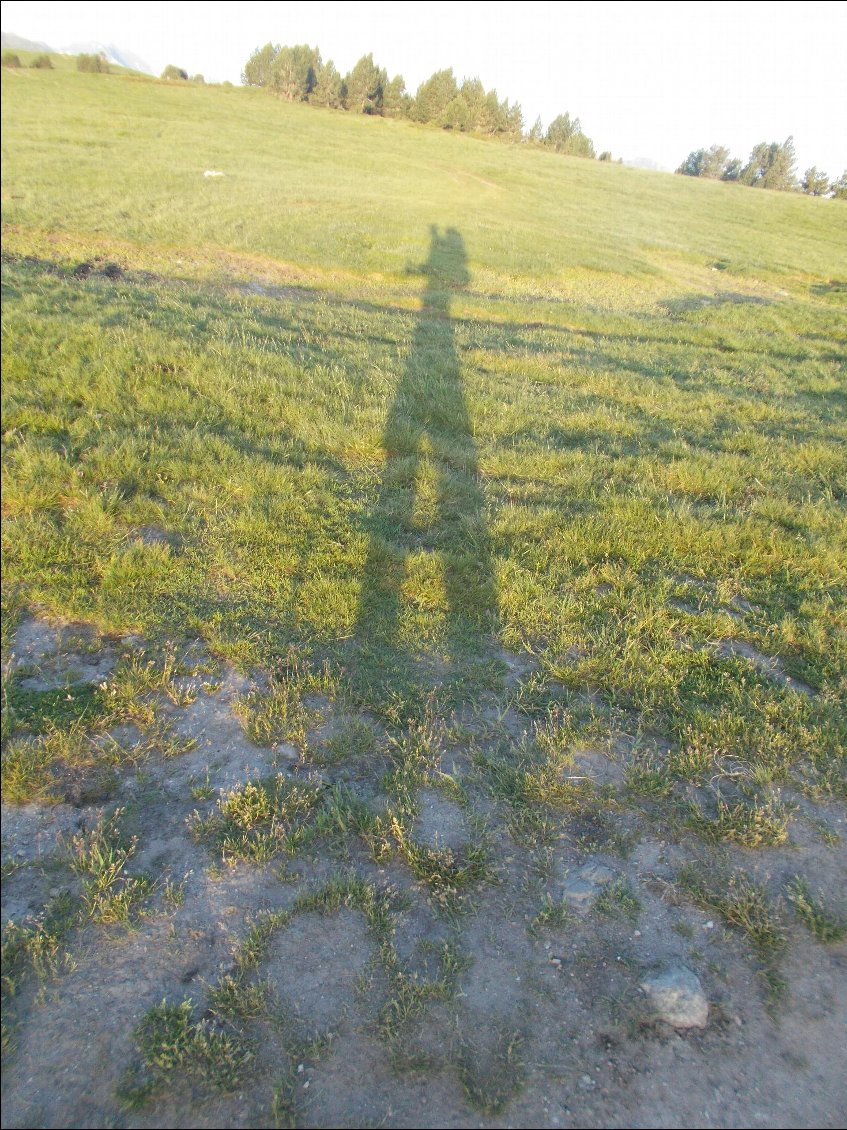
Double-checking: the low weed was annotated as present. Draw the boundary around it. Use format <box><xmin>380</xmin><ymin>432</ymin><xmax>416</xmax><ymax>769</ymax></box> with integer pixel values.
<box><xmin>679</xmin><ymin>865</ymin><xmax>786</xmax><ymax>1000</ymax></box>
<box><xmin>529</xmin><ymin>893</ymin><xmax>578</xmax><ymax>935</ymax></box>
<box><xmin>688</xmin><ymin>791</ymin><xmax>791</xmax><ymax>848</ymax></box>
<box><xmin>787</xmin><ymin>876</ymin><xmax>846</xmax><ymax>943</ymax></box>
<box><xmin>66</xmin><ymin>809</ymin><xmax>152</xmax><ymax>924</ymax></box>
<box><xmin>131</xmin><ymin>998</ymin><xmax>253</xmax><ymax>1093</ymax></box>
<box><xmin>190</xmin><ymin>775</ymin><xmax>323</xmax><ymax>864</ymax></box>
<box><xmin>457</xmin><ymin>1028</ymin><xmax>526</xmax><ymax>1116</ymax></box>
<box><xmin>594</xmin><ymin>879</ymin><xmax>641</xmax><ymax>923</ymax></box>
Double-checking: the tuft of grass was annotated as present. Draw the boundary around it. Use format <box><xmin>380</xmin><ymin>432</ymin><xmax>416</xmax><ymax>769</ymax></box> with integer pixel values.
<box><xmin>787</xmin><ymin>876</ymin><xmax>846</xmax><ymax>943</ymax></box>
<box><xmin>1</xmin><ymin>642</ymin><xmax>200</xmax><ymax>806</ymax></box>
<box><xmin>624</xmin><ymin>755</ymin><xmax>675</xmax><ymax>798</ymax></box>
<box><xmin>1</xmin><ymin>891</ymin><xmax>80</xmax><ymax>1056</ymax></box>
<box><xmin>161</xmin><ymin>873</ymin><xmax>188</xmax><ymax>911</ymax></box>
<box><xmin>190</xmin><ymin>775</ymin><xmax>323</xmax><ymax>864</ymax></box>
<box><xmin>233</xmin><ymin>909</ymin><xmax>293</xmax><ymax>973</ymax></box>
<box><xmin>688</xmin><ymin>791</ymin><xmax>792</xmax><ymax>848</ymax></box>
<box><xmin>234</xmin><ymin>658</ymin><xmax>338</xmax><ymax>749</ymax></box>
<box><xmin>457</xmin><ymin>1029</ymin><xmax>526</xmax><ymax>1116</ymax></box>
<box><xmin>317</xmin><ymin>717</ymin><xmax>378</xmax><ymax>765</ymax></box>
<box><xmin>390</xmin><ymin>815</ymin><xmax>491</xmax><ymax>911</ymax></box>
<box><xmin>529</xmin><ymin>893</ymin><xmax>578</xmax><ymax>935</ymax></box>
<box><xmin>473</xmin><ymin>734</ymin><xmax>594</xmax><ymax>846</ymax></box>
<box><xmin>132</xmin><ymin>997</ymin><xmax>254</xmax><ymax>1093</ymax></box>
<box><xmin>3</xmin><ymin>678</ymin><xmax>111</xmax><ymax>737</ymax></box>
<box><xmin>381</xmin><ymin>715</ymin><xmax>444</xmax><ymax>808</ymax></box>
<box><xmin>679</xmin><ymin>865</ymin><xmax>786</xmax><ymax>1000</ymax></box>
<box><xmin>594</xmin><ymin>879</ymin><xmax>641</xmax><ymax>923</ymax></box>
<box><xmin>377</xmin><ymin>939</ymin><xmax>470</xmax><ymax>1045</ymax></box>
<box><xmin>271</xmin><ymin>1069</ymin><xmax>298</xmax><ymax>1129</ymax></box>
<box><xmin>1</xmin><ymin>728</ymin><xmax>61</xmax><ymax>804</ymax></box>
<box><xmin>292</xmin><ymin>872</ymin><xmax>396</xmax><ymax>944</ymax></box>
<box><xmin>1</xmin><ymin>892</ymin><xmax>78</xmax><ymax>1001</ymax></box>
<box><xmin>66</xmin><ymin>808</ymin><xmax>152</xmax><ymax>924</ymax></box>
<box><xmin>208</xmin><ymin>974</ymin><xmax>269</xmax><ymax>1021</ymax></box>
<box><xmin>101</xmin><ymin>645</ymin><xmax>199</xmax><ymax>726</ymax></box>
<box><xmin>310</xmin><ymin>783</ymin><xmax>394</xmax><ymax>862</ymax></box>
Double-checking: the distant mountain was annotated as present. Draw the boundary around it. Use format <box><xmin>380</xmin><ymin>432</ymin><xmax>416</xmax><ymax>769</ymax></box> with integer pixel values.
<box><xmin>1</xmin><ymin>31</ymin><xmax>54</xmax><ymax>53</ymax></box>
<box><xmin>62</xmin><ymin>41</ymin><xmax>154</xmax><ymax>74</ymax></box>
<box><xmin>1</xmin><ymin>31</ymin><xmax>154</xmax><ymax>74</ymax></box>
<box><xmin>623</xmin><ymin>156</ymin><xmax>670</xmax><ymax>173</ymax></box>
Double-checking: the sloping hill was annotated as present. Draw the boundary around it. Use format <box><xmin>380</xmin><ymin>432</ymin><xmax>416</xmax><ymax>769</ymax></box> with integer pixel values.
<box><xmin>3</xmin><ymin>62</ymin><xmax>845</xmax><ymax>286</ymax></box>
<box><xmin>2</xmin><ymin>63</ymin><xmax>846</xmax><ymax>1130</ymax></box>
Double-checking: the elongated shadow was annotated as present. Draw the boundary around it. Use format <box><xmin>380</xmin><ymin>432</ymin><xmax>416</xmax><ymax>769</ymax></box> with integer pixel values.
<box><xmin>352</xmin><ymin>227</ymin><xmax>496</xmax><ymax>702</ymax></box>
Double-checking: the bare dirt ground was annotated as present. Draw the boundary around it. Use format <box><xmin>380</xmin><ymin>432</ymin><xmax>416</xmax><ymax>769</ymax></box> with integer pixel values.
<box><xmin>2</xmin><ymin>618</ymin><xmax>845</xmax><ymax>1129</ymax></box>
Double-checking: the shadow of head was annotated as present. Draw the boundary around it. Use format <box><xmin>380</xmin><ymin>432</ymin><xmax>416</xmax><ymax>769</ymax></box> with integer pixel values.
<box><xmin>424</xmin><ymin>225</ymin><xmax>469</xmax><ymax>288</ymax></box>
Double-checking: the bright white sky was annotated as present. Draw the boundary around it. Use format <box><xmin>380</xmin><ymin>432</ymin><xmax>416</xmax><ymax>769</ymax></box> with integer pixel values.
<box><xmin>3</xmin><ymin>0</ymin><xmax>846</xmax><ymax>175</ymax></box>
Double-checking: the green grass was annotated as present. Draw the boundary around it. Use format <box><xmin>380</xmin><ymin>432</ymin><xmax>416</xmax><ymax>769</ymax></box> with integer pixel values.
<box><xmin>1</xmin><ymin>891</ymin><xmax>79</xmax><ymax>1057</ymax></box>
<box><xmin>679</xmin><ymin>865</ymin><xmax>787</xmax><ymax>1001</ymax></box>
<box><xmin>0</xmin><ymin>66</ymin><xmax>845</xmax><ymax>1038</ymax></box>
<box><xmin>128</xmin><ymin>998</ymin><xmax>254</xmax><ymax>1096</ymax></box>
<box><xmin>594</xmin><ymin>878</ymin><xmax>642</xmax><ymax>923</ymax></box>
<box><xmin>190</xmin><ymin>775</ymin><xmax>324</xmax><ymax>863</ymax></box>
<box><xmin>1</xmin><ymin>644</ymin><xmax>198</xmax><ymax>804</ymax></box>
<box><xmin>3</xmin><ymin>64</ymin><xmax>846</xmax><ymax>284</ymax></box>
<box><xmin>787</xmin><ymin>876</ymin><xmax>847</xmax><ymax>943</ymax></box>
<box><xmin>66</xmin><ymin>808</ymin><xmax>153</xmax><ymax>924</ymax></box>
<box><xmin>687</xmin><ymin>790</ymin><xmax>793</xmax><ymax>848</ymax></box>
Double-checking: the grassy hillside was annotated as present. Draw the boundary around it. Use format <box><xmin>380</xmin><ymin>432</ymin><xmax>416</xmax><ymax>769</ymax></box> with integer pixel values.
<box><xmin>1</xmin><ymin>63</ymin><xmax>846</xmax><ymax>1128</ymax></box>
<box><xmin>3</xmin><ymin>64</ymin><xmax>846</xmax><ymax>286</ymax></box>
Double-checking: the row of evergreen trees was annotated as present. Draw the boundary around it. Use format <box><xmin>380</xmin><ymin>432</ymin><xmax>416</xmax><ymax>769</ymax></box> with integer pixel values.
<box><xmin>677</xmin><ymin>139</ymin><xmax>846</xmax><ymax>199</ymax></box>
<box><xmin>242</xmin><ymin>43</ymin><xmax>597</xmax><ymax>157</ymax></box>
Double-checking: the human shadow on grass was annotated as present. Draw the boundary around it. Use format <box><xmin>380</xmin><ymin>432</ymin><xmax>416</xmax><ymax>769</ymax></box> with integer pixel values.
<box><xmin>351</xmin><ymin>226</ymin><xmax>497</xmax><ymax>715</ymax></box>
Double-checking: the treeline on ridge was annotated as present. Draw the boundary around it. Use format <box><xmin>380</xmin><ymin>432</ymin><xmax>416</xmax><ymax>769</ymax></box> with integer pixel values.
<box><xmin>677</xmin><ymin>139</ymin><xmax>846</xmax><ymax>200</ymax></box>
<box><xmin>242</xmin><ymin>42</ymin><xmax>600</xmax><ymax>158</ymax></box>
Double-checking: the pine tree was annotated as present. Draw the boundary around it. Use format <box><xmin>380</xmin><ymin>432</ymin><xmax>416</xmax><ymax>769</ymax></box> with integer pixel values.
<box><xmin>344</xmin><ymin>54</ymin><xmax>386</xmax><ymax>114</ymax></box>
<box><xmin>382</xmin><ymin>74</ymin><xmax>409</xmax><ymax>118</ymax></box>
<box><xmin>310</xmin><ymin>60</ymin><xmax>343</xmax><ymax>108</ymax></box>
<box><xmin>242</xmin><ymin>42</ymin><xmax>278</xmax><ymax>87</ymax></box>
<box><xmin>802</xmin><ymin>167</ymin><xmax>830</xmax><ymax>196</ymax></box>
<box><xmin>413</xmin><ymin>69</ymin><xmax>459</xmax><ymax>124</ymax></box>
<box><xmin>271</xmin><ymin>45</ymin><xmax>321</xmax><ymax>102</ymax></box>
<box><xmin>740</xmin><ymin>138</ymin><xmax>797</xmax><ymax>191</ymax></box>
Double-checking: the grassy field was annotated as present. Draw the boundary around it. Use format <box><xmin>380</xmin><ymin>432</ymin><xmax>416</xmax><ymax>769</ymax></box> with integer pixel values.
<box><xmin>2</xmin><ymin>62</ymin><xmax>846</xmax><ymax>1127</ymax></box>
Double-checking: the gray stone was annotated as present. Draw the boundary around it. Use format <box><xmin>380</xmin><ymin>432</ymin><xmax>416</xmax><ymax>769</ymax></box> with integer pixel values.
<box><xmin>562</xmin><ymin>861</ymin><xmax>615</xmax><ymax>906</ymax></box>
<box><xmin>641</xmin><ymin>965</ymin><xmax>709</xmax><ymax>1029</ymax></box>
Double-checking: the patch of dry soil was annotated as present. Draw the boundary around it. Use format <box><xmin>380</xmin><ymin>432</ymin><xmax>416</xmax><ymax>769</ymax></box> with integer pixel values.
<box><xmin>2</xmin><ymin>623</ymin><xmax>845</xmax><ymax>1129</ymax></box>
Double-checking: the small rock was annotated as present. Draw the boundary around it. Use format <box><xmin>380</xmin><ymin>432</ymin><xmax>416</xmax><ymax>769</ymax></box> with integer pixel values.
<box><xmin>642</xmin><ymin>965</ymin><xmax>709</xmax><ymax>1029</ymax></box>
<box><xmin>563</xmin><ymin>878</ymin><xmax>598</xmax><ymax>905</ymax></box>
<box><xmin>562</xmin><ymin>861</ymin><xmax>615</xmax><ymax>906</ymax></box>
<box><xmin>579</xmin><ymin>862</ymin><xmax>615</xmax><ymax>884</ymax></box>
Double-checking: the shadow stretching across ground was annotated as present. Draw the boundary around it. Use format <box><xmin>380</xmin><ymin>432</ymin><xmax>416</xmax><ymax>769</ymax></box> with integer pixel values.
<box><xmin>352</xmin><ymin>226</ymin><xmax>497</xmax><ymax>696</ymax></box>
